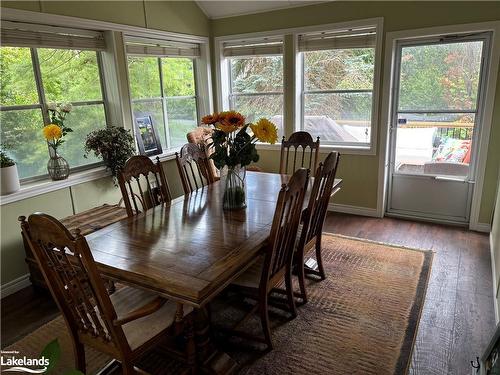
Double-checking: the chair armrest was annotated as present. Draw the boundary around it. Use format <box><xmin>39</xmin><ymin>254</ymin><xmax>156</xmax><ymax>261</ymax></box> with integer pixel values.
<box><xmin>113</xmin><ymin>297</ymin><xmax>167</xmax><ymax>326</ymax></box>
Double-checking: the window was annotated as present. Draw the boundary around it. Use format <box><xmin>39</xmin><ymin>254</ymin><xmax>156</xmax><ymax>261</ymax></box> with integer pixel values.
<box><xmin>126</xmin><ymin>38</ymin><xmax>200</xmax><ymax>150</ymax></box>
<box><xmin>0</xmin><ymin>23</ymin><xmax>108</xmax><ymax>180</ymax></box>
<box><xmin>222</xmin><ymin>38</ymin><xmax>284</xmax><ymax>137</ymax></box>
<box><xmin>0</xmin><ymin>47</ymin><xmax>107</xmax><ymax>180</ymax></box>
<box><xmin>300</xmin><ymin>27</ymin><xmax>377</xmax><ymax>146</ymax></box>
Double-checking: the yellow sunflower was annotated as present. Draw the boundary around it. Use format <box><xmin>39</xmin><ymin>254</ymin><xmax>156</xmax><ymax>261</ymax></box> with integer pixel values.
<box><xmin>43</xmin><ymin>124</ymin><xmax>63</xmax><ymax>140</ymax></box>
<box><xmin>202</xmin><ymin>112</ymin><xmax>219</xmax><ymax>125</ymax></box>
<box><xmin>250</xmin><ymin>118</ymin><xmax>278</xmax><ymax>144</ymax></box>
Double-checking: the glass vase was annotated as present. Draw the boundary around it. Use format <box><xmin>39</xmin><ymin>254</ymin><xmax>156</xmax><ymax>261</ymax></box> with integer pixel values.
<box><xmin>220</xmin><ymin>164</ymin><xmax>247</xmax><ymax>210</ymax></box>
<box><xmin>47</xmin><ymin>147</ymin><xmax>70</xmax><ymax>181</ymax></box>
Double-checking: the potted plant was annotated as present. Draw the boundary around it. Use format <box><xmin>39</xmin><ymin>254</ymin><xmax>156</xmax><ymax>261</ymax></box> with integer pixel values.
<box><xmin>1</xmin><ymin>149</ymin><xmax>20</xmax><ymax>195</ymax></box>
<box><xmin>84</xmin><ymin>126</ymin><xmax>135</xmax><ymax>183</ymax></box>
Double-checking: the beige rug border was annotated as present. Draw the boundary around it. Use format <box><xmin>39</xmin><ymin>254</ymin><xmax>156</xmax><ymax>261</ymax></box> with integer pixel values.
<box><xmin>324</xmin><ymin>232</ymin><xmax>435</xmax><ymax>254</ymax></box>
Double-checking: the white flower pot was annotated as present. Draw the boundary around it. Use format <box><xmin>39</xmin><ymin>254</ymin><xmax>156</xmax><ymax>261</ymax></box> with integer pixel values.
<box><xmin>1</xmin><ymin>164</ymin><xmax>20</xmax><ymax>195</ymax></box>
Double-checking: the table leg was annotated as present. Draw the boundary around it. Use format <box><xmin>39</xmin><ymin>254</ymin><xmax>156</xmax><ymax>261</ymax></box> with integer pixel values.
<box><xmin>194</xmin><ymin>306</ymin><xmax>238</xmax><ymax>375</ymax></box>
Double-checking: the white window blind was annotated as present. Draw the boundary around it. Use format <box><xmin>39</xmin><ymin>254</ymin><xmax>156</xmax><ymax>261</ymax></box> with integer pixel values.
<box><xmin>222</xmin><ymin>37</ymin><xmax>283</xmax><ymax>57</ymax></box>
<box><xmin>1</xmin><ymin>21</ymin><xmax>106</xmax><ymax>51</ymax></box>
<box><xmin>125</xmin><ymin>36</ymin><xmax>200</xmax><ymax>58</ymax></box>
<box><xmin>298</xmin><ymin>27</ymin><xmax>376</xmax><ymax>52</ymax></box>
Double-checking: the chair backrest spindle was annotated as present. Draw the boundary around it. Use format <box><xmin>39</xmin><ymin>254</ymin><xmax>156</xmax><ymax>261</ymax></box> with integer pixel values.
<box><xmin>19</xmin><ymin>213</ymin><xmax>130</xmax><ymax>357</ymax></box>
<box><xmin>175</xmin><ymin>143</ymin><xmax>215</xmax><ymax>195</ymax></box>
<box><xmin>260</xmin><ymin>168</ymin><xmax>309</xmax><ymax>290</ymax></box>
<box><xmin>118</xmin><ymin>156</ymin><xmax>172</xmax><ymax>217</ymax></box>
<box><xmin>279</xmin><ymin>132</ymin><xmax>320</xmax><ymax>175</ymax></box>
<box><xmin>302</xmin><ymin>152</ymin><xmax>340</xmax><ymax>245</ymax></box>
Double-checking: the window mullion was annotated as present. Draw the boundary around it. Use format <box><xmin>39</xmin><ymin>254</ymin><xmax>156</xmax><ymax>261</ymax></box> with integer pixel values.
<box><xmin>96</xmin><ymin>52</ymin><xmax>110</xmax><ymax>127</ymax></box>
<box><xmin>158</xmin><ymin>57</ymin><xmax>171</xmax><ymax>149</ymax></box>
<box><xmin>192</xmin><ymin>58</ymin><xmax>200</xmax><ymax>123</ymax></box>
<box><xmin>31</xmin><ymin>48</ymin><xmax>50</xmax><ymax>125</ymax></box>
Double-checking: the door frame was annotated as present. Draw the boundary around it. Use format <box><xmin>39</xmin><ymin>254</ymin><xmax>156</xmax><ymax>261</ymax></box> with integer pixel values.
<box><xmin>386</xmin><ymin>32</ymin><xmax>491</xmax><ymax>224</ymax></box>
<box><xmin>378</xmin><ymin>21</ymin><xmax>500</xmax><ymax>231</ymax></box>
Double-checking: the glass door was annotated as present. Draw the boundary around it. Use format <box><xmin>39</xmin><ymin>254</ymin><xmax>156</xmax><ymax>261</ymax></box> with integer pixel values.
<box><xmin>387</xmin><ymin>33</ymin><xmax>491</xmax><ymax>223</ymax></box>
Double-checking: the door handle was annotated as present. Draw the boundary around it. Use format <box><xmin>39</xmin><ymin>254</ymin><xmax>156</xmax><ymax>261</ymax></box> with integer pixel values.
<box><xmin>433</xmin><ymin>176</ymin><xmax>467</xmax><ymax>182</ymax></box>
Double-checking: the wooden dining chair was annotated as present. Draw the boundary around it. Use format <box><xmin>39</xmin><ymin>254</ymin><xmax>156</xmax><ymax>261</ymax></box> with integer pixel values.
<box><xmin>295</xmin><ymin>152</ymin><xmax>340</xmax><ymax>303</ymax></box>
<box><xmin>118</xmin><ymin>155</ymin><xmax>172</xmax><ymax>217</ymax></box>
<box><xmin>186</xmin><ymin>126</ymin><xmax>220</xmax><ymax>182</ymax></box>
<box><xmin>19</xmin><ymin>213</ymin><xmax>194</xmax><ymax>374</ymax></box>
<box><xmin>175</xmin><ymin>143</ymin><xmax>215</xmax><ymax>194</ymax></box>
<box><xmin>227</xmin><ymin>168</ymin><xmax>309</xmax><ymax>350</ymax></box>
<box><xmin>279</xmin><ymin>131</ymin><xmax>320</xmax><ymax>175</ymax></box>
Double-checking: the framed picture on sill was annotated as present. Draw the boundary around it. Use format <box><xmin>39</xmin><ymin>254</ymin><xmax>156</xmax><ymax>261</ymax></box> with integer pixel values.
<box><xmin>134</xmin><ymin>114</ymin><xmax>163</xmax><ymax>156</ymax></box>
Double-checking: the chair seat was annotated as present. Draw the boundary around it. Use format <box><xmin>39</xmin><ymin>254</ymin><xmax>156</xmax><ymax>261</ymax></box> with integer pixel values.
<box><xmin>110</xmin><ymin>286</ymin><xmax>192</xmax><ymax>351</ymax></box>
<box><xmin>232</xmin><ymin>256</ymin><xmax>264</xmax><ymax>289</ymax></box>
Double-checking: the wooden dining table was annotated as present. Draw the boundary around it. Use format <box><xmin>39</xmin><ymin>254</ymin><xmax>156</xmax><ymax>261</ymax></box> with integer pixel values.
<box><xmin>86</xmin><ymin>171</ymin><xmax>342</xmax><ymax>373</ymax></box>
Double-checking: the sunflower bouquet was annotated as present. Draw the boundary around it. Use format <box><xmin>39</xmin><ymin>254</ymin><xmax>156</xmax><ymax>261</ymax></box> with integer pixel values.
<box><xmin>201</xmin><ymin>111</ymin><xmax>278</xmax><ymax>169</ymax></box>
<box><xmin>42</xmin><ymin>103</ymin><xmax>73</xmax><ymax>153</ymax></box>
<box><xmin>201</xmin><ymin>111</ymin><xmax>278</xmax><ymax>209</ymax></box>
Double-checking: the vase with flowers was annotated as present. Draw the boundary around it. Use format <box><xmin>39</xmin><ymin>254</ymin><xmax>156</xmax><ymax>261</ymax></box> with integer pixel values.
<box><xmin>43</xmin><ymin>103</ymin><xmax>73</xmax><ymax>180</ymax></box>
<box><xmin>201</xmin><ymin>111</ymin><xmax>278</xmax><ymax>210</ymax></box>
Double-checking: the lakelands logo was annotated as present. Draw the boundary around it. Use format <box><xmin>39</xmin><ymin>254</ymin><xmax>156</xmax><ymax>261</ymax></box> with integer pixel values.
<box><xmin>0</xmin><ymin>350</ymin><xmax>49</xmax><ymax>373</ymax></box>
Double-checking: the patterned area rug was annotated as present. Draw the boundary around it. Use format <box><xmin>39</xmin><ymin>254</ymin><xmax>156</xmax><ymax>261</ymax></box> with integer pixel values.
<box><xmin>3</xmin><ymin>234</ymin><xmax>432</xmax><ymax>375</ymax></box>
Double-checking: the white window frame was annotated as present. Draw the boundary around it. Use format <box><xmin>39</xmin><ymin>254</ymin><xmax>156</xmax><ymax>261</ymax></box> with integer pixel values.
<box><xmin>215</xmin><ymin>34</ymin><xmax>285</xmax><ymax>134</ymax></box>
<box><xmin>126</xmin><ymin>54</ymin><xmax>200</xmax><ymax>151</ymax></box>
<box><xmin>215</xmin><ymin>18</ymin><xmax>383</xmax><ymax>154</ymax></box>
<box><xmin>0</xmin><ymin>44</ymin><xmax>110</xmax><ymax>183</ymax></box>
<box><xmin>295</xmin><ymin>18</ymin><xmax>383</xmax><ymax>154</ymax></box>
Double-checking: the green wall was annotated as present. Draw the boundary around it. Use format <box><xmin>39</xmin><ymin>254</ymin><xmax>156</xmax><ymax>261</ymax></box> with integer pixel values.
<box><xmin>211</xmin><ymin>1</ymin><xmax>500</xmax><ymax>223</ymax></box>
<box><xmin>1</xmin><ymin>0</ymin><xmax>210</xmax><ymax>36</ymax></box>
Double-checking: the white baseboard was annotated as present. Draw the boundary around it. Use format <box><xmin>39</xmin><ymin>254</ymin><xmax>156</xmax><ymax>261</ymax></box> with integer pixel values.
<box><xmin>0</xmin><ymin>274</ymin><xmax>31</xmax><ymax>299</ymax></box>
<box><xmin>328</xmin><ymin>203</ymin><xmax>380</xmax><ymax>218</ymax></box>
<box><xmin>490</xmin><ymin>232</ymin><xmax>499</xmax><ymax>324</ymax></box>
<box><xmin>470</xmin><ymin>222</ymin><xmax>492</xmax><ymax>233</ymax></box>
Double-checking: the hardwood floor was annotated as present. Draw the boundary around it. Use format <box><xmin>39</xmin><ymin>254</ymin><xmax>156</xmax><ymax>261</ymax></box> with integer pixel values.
<box><xmin>1</xmin><ymin>212</ymin><xmax>496</xmax><ymax>374</ymax></box>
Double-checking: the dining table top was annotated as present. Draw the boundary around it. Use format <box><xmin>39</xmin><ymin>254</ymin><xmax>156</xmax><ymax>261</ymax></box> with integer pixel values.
<box><xmin>86</xmin><ymin>171</ymin><xmax>342</xmax><ymax>308</ymax></box>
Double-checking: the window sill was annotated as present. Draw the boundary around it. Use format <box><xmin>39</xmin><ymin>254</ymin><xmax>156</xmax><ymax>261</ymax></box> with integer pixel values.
<box><xmin>0</xmin><ymin>167</ymin><xmax>112</xmax><ymax>206</ymax></box>
<box><xmin>256</xmin><ymin>143</ymin><xmax>375</xmax><ymax>155</ymax></box>
<box><xmin>0</xmin><ymin>149</ymin><xmax>181</xmax><ymax>206</ymax></box>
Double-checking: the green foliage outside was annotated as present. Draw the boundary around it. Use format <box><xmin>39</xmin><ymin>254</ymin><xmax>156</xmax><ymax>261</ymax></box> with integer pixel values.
<box><xmin>128</xmin><ymin>56</ymin><xmax>198</xmax><ymax>150</ymax></box>
<box><xmin>0</xmin><ymin>47</ymin><xmax>105</xmax><ymax>179</ymax></box>
<box><xmin>229</xmin><ymin>55</ymin><xmax>284</xmax><ymax>124</ymax></box>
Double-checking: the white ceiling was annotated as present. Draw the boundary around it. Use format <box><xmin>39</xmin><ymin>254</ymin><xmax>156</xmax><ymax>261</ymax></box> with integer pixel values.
<box><xmin>196</xmin><ymin>1</ymin><xmax>329</xmax><ymax>20</ymax></box>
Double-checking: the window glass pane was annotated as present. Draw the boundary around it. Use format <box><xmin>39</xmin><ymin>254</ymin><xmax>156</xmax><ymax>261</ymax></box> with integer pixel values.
<box><xmin>57</xmin><ymin>104</ymin><xmax>106</xmax><ymax>167</ymax></box>
<box><xmin>0</xmin><ymin>108</ymin><xmax>47</xmax><ymax>179</ymax></box>
<box><xmin>230</xmin><ymin>56</ymin><xmax>283</xmax><ymax>93</ymax></box>
<box><xmin>166</xmin><ymin>97</ymin><xmax>197</xmax><ymax>148</ymax></box>
<box><xmin>132</xmin><ymin>100</ymin><xmax>166</xmax><ymax>150</ymax></box>
<box><xmin>230</xmin><ymin>94</ymin><xmax>284</xmax><ymax>138</ymax></box>
<box><xmin>304</xmin><ymin>48</ymin><xmax>374</xmax><ymax>91</ymax></box>
<box><xmin>398</xmin><ymin>41</ymin><xmax>483</xmax><ymax>111</ymax></box>
<box><xmin>394</xmin><ymin>112</ymin><xmax>474</xmax><ymax>176</ymax></box>
<box><xmin>128</xmin><ymin>56</ymin><xmax>161</xmax><ymax>99</ymax></box>
<box><xmin>162</xmin><ymin>58</ymin><xmax>196</xmax><ymax>97</ymax></box>
<box><xmin>38</xmin><ymin>49</ymin><xmax>103</xmax><ymax>102</ymax></box>
<box><xmin>0</xmin><ymin>47</ymin><xmax>39</xmax><ymax>106</ymax></box>
<box><xmin>304</xmin><ymin>92</ymin><xmax>372</xmax><ymax>143</ymax></box>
